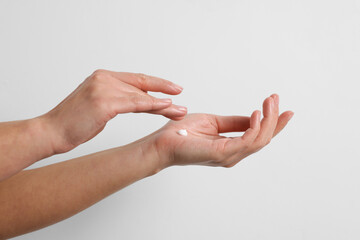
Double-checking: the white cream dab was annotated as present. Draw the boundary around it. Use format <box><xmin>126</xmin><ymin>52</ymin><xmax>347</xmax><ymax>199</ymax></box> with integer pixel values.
<box><xmin>177</xmin><ymin>129</ymin><xmax>188</xmax><ymax>136</ymax></box>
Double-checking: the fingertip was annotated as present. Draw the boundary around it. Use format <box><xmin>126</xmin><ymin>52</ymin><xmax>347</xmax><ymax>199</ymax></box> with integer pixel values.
<box><xmin>264</xmin><ymin>96</ymin><xmax>272</xmax><ymax>105</ymax></box>
<box><xmin>171</xmin><ymin>84</ymin><xmax>183</xmax><ymax>94</ymax></box>
<box><xmin>176</xmin><ymin>105</ymin><xmax>187</xmax><ymax>114</ymax></box>
<box><xmin>272</xmin><ymin>111</ymin><xmax>294</xmax><ymax>137</ymax></box>
<box><xmin>164</xmin><ymin>105</ymin><xmax>187</xmax><ymax>120</ymax></box>
<box><xmin>270</xmin><ymin>93</ymin><xmax>279</xmax><ymax>102</ymax></box>
<box><xmin>256</xmin><ymin>110</ymin><xmax>261</xmax><ymax>122</ymax></box>
<box><xmin>249</xmin><ymin>110</ymin><xmax>261</xmax><ymax>130</ymax></box>
<box><xmin>170</xmin><ymin>116</ymin><xmax>186</xmax><ymax>121</ymax></box>
<box><xmin>263</xmin><ymin>97</ymin><xmax>272</xmax><ymax>116</ymax></box>
<box><xmin>251</xmin><ymin>110</ymin><xmax>260</xmax><ymax>121</ymax></box>
<box><xmin>288</xmin><ymin>111</ymin><xmax>294</xmax><ymax>120</ymax></box>
<box><xmin>281</xmin><ymin>111</ymin><xmax>294</xmax><ymax>119</ymax></box>
<box><xmin>160</xmin><ymin>98</ymin><xmax>172</xmax><ymax>104</ymax></box>
<box><xmin>168</xmin><ymin>108</ymin><xmax>187</xmax><ymax>120</ymax></box>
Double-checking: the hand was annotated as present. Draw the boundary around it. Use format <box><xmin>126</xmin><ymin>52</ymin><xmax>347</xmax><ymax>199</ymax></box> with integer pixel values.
<box><xmin>149</xmin><ymin>94</ymin><xmax>293</xmax><ymax>169</ymax></box>
<box><xmin>40</xmin><ymin>70</ymin><xmax>187</xmax><ymax>154</ymax></box>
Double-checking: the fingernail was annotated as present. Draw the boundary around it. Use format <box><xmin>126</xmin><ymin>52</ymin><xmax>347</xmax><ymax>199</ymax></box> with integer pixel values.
<box><xmin>176</xmin><ymin>106</ymin><xmax>187</xmax><ymax>112</ymax></box>
<box><xmin>160</xmin><ymin>98</ymin><xmax>172</xmax><ymax>104</ymax></box>
<box><xmin>289</xmin><ymin>112</ymin><xmax>294</xmax><ymax>120</ymax></box>
<box><xmin>257</xmin><ymin>110</ymin><xmax>261</xmax><ymax>121</ymax></box>
<box><xmin>274</xmin><ymin>94</ymin><xmax>279</xmax><ymax>105</ymax></box>
<box><xmin>173</xmin><ymin>84</ymin><xmax>183</xmax><ymax>92</ymax></box>
<box><xmin>270</xmin><ymin>97</ymin><xmax>274</xmax><ymax>110</ymax></box>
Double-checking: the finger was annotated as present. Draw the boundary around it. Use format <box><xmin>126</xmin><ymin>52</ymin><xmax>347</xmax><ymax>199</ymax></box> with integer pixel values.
<box><xmin>253</xmin><ymin>95</ymin><xmax>279</xmax><ymax>145</ymax></box>
<box><xmin>115</xmin><ymin>95</ymin><xmax>173</xmax><ymax>113</ymax></box>
<box><xmin>110</xmin><ymin>72</ymin><xmax>183</xmax><ymax>95</ymax></box>
<box><xmin>223</xmin><ymin>110</ymin><xmax>261</xmax><ymax>155</ymax></box>
<box><xmin>214</xmin><ymin>115</ymin><xmax>250</xmax><ymax>133</ymax></box>
<box><xmin>223</xmin><ymin>97</ymin><xmax>272</xmax><ymax>163</ymax></box>
<box><xmin>241</xmin><ymin>110</ymin><xmax>261</xmax><ymax>143</ymax></box>
<box><xmin>146</xmin><ymin>104</ymin><xmax>187</xmax><ymax>120</ymax></box>
<box><xmin>273</xmin><ymin>111</ymin><xmax>294</xmax><ymax>137</ymax></box>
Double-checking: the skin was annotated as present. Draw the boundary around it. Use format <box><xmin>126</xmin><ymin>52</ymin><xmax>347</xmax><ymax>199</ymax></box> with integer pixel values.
<box><xmin>152</xmin><ymin>94</ymin><xmax>293</xmax><ymax>169</ymax></box>
<box><xmin>0</xmin><ymin>69</ymin><xmax>293</xmax><ymax>238</ymax></box>
<box><xmin>0</xmin><ymin>70</ymin><xmax>187</xmax><ymax>181</ymax></box>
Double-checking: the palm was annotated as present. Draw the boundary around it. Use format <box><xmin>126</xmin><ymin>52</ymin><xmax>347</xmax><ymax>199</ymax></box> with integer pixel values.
<box><xmin>155</xmin><ymin>114</ymin><xmax>244</xmax><ymax>166</ymax></box>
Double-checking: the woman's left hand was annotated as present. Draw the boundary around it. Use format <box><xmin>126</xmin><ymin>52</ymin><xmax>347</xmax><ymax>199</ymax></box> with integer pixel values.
<box><xmin>146</xmin><ymin>94</ymin><xmax>293</xmax><ymax>170</ymax></box>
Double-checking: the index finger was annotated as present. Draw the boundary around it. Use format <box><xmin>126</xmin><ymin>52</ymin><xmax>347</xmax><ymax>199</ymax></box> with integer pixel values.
<box><xmin>110</xmin><ymin>71</ymin><xmax>183</xmax><ymax>95</ymax></box>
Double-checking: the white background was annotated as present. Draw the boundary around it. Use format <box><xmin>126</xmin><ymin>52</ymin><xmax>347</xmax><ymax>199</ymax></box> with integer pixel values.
<box><xmin>1</xmin><ymin>0</ymin><xmax>359</xmax><ymax>239</ymax></box>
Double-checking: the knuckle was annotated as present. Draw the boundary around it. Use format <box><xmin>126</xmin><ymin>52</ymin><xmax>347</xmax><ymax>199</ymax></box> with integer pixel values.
<box><xmin>147</xmin><ymin>96</ymin><xmax>155</xmax><ymax>104</ymax></box>
<box><xmin>93</xmin><ymin>69</ymin><xmax>106</xmax><ymax>75</ymax></box>
<box><xmin>149</xmin><ymin>98</ymin><xmax>157</xmax><ymax>109</ymax></box>
<box><xmin>136</xmin><ymin>73</ymin><xmax>148</xmax><ymax>87</ymax></box>
<box><xmin>146</xmin><ymin>97</ymin><xmax>157</xmax><ymax>110</ymax></box>
<box><xmin>130</xmin><ymin>94</ymin><xmax>147</xmax><ymax>112</ymax></box>
<box><xmin>92</xmin><ymin>69</ymin><xmax>108</xmax><ymax>82</ymax></box>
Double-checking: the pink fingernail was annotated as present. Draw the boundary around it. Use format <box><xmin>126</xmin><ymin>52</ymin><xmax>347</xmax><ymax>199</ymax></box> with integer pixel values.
<box><xmin>270</xmin><ymin>98</ymin><xmax>274</xmax><ymax>109</ymax></box>
<box><xmin>161</xmin><ymin>98</ymin><xmax>172</xmax><ymax>104</ymax></box>
<box><xmin>289</xmin><ymin>112</ymin><xmax>294</xmax><ymax>119</ymax></box>
<box><xmin>173</xmin><ymin>84</ymin><xmax>183</xmax><ymax>92</ymax></box>
<box><xmin>274</xmin><ymin>95</ymin><xmax>279</xmax><ymax>105</ymax></box>
<box><xmin>176</xmin><ymin>106</ymin><xmax>187</xmax><ymax>112</ymax></box>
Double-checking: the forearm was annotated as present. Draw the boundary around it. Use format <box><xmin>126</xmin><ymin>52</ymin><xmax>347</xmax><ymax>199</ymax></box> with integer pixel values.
<box><xmin>0</xmin><ymin>138</ymin><xmax>162</xmax><ymax>239</ymax></box>
<box><xmin>0</xmin><ymin>116</ymin><xmax>55</xmax><ymax>181</ymax></box>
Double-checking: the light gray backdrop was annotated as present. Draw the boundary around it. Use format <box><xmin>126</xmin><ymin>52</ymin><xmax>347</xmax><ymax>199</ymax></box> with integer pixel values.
<box><xmin>1</xmin><ymin>0</ymin><xmax>359</xmax><ymax>239</ymax></box>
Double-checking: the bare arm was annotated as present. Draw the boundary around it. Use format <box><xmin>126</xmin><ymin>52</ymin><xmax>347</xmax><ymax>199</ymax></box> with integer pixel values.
<box><xmin>0</xmin><ymin>70</ymin><xmax>186</xmax><ymax>181</ymax></box>
<box><xmin>0</xmin><ymin>94</ymin><xmax>293</xmax><ymax>239</ymax></box>
<box><xmin>0</xmin><ymin>138</ymin><xmax>160</xmax><ymax>239</ymax></box>
<box><xmin>0</xmin><ymin>118</ymin><xmax>55</xmax><ymax>181</ymax></box>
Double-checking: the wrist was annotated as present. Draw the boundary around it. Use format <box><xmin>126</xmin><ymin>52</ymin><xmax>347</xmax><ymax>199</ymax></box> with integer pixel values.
<box><xmin>35</xmin><ymin>113</ymin><xmax>77</xmax><ymax>154</ymax></box>
<box><xmin>33</xmin><ymin>114</ymin><xmax>70</xmax><ymax>155</ymax></box>
<box><xmin>127</xmin><ymin>134</ymin><xmax>171</xmax><ymax>177</ymax></box>
<box><xmin>25</xmin><ymin>116</ymin><xmax>57</xmax><ymax>159</ymax></box>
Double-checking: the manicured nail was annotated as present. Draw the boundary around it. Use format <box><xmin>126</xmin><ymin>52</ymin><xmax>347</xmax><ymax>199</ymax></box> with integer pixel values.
<box><xmin>173</xmin><ymin>84</ymin><xmax>183</xmax><ymax>92</ymax></box>
<box><xmin>257</xmin><ymin>110</ymin><xmax>261</xmax><ymax>122</ymax></box>
<box><xmin>176</xmin><ymin>106</ymin><xmax>187</xmax><ymax>112</ymax></box>
<box><xmin>274</xmin><ymin>94</ymin><xmax>279</xmax><ymax>105</ymax></box>
<box><xmin>289</xmin><ymin>112</ymin><xmax>294</xmax><ymax>120</ymax></box>
<box><xmin>270</xmin><ymin>97</ymin><xmax>274</xmax><ymax>110</ymax></box>
<box><xmin>160</xmin><ymin>98</ymin><xmax>172</xmax><ymax>104</ymax></box>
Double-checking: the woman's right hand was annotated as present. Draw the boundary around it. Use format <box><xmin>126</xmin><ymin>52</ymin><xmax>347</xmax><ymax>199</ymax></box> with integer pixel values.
<box><xmin>39</xmin><ymin>69</ymin><xmax>187</xmax><ymax>154</ymax></box>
